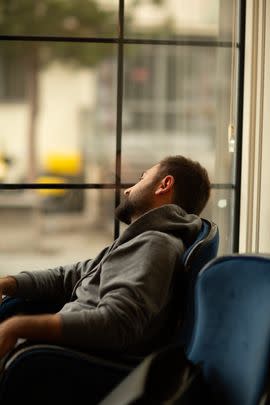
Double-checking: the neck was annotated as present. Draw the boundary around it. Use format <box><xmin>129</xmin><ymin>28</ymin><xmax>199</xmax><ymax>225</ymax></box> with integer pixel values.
<box><xmin>130</xmin><ymin>201</ymin><xmax>172</xmax><ymax>224</ymax></box>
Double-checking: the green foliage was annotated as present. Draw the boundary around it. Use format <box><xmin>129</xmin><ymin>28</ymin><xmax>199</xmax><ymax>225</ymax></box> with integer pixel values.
<box><xmin>0</xmin><ymin>0</ymin><xmax>116</xmax><ymax>36</ymax></box>
<box><xmin>0</xmin><ymin>0</ymin><xmax>168</xmax><ymax>67</ymax></box>
<box><xmin>130</xmin><ymin>0</ymin><xmax>164</xmax><ymax>6</ymax></box>
<box><xmin>0</xmin><ymin>0</ymin><xmax>117</xmax><ymax>67</ymax></box>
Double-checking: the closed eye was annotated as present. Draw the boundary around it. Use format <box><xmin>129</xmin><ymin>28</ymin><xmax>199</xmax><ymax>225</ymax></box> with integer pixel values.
<box><xmin>139</xmin><ymin>171</ymin><xmax>146</xmax><ymax>181</ymax></box>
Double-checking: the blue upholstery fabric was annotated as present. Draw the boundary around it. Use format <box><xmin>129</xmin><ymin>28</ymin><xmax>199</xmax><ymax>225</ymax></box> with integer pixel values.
<box><xmin>178</xmin><ymin>218</ymin><xmax>219</xmax><ymax>347</ymax></box>
<box><xmin>182</xmin><ymin>219</ymin><xmax>210</xmax><ymax>263</ymax></box>
<box><xmin>182</xmin><ymin>218</ymin><xmax>219</xmax><ymax>274</ymax></box>
<box><xmin>187</xmin><ymin>254</ymin><xmax>270</xmax><ymax>405</ymax></box>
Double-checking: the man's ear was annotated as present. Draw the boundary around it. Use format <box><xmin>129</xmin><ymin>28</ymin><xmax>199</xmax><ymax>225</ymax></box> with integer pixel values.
<box><xmin>155</xmin><ymin>175</ymin><xmax>175</xmax><ymax>196</ymax></box>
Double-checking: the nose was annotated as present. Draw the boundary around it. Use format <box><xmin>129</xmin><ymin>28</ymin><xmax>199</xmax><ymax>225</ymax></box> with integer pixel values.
<box><xmin>124</xmin><ymin>187</ymin><xmax>132</xmax><ymax>197</ymax></box>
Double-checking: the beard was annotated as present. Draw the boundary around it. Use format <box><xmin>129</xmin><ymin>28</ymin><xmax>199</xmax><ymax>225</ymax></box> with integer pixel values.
<box><xmin>115</xmin><ymin>181</ymin><xmax>159</xmax><ymax>225</ymax></box>
<box><xmin>115</xmin><ymin>198</ymin><xmax>136</xmax><ymax>225</ymax></box>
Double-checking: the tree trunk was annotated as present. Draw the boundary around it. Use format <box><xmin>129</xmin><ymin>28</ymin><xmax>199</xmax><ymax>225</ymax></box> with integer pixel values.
<box><xmin>27</xmin><ymin>44</ymin><xmax>39</xmax><ymax>182</ymax></box>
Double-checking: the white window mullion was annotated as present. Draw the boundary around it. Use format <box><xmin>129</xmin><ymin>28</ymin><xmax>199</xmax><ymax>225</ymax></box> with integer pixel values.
<box><xmin>240</xmin><ymin>0</ymin><xmax>268</xmax><ymax>252</ymax></box>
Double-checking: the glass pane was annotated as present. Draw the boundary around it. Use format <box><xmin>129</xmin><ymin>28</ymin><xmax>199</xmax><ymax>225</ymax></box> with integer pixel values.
<box><xmin>0</xmin><ymin>1</ymin><xmax>118</xmax><ymax>37</ymax></box>
<box><xmin>0</xmin><ymin>41</ymin><xmax>117</xmax><ymax>184</ymax></box>
<box><xmin>122</xmin><ymin>44</ymin><xmax>234</xmax><ymax>184</ymax></box>
<box><xmin>202</xmin><ymin>188</ymin><xmax>234</xmax><ymax>255</ymax></box>
<box><xmin>125</xmin><ymin>0</ymin><xmax>237</xmax><ymax>42</ymax></box>
<box><xmin>0</xmin><ymin>189</ymin><xmax>115</xmax><ymax>276</ymax></box>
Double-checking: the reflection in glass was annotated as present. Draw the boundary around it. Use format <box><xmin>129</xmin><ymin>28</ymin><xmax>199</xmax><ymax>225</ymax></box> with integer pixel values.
<box><xmin>0</xmin><ymin>189</ymin><xmax>114</xmax><ymax>276</ymax></box>
<box><xmin>122</xmin><ymin>44</ymin><xmax>233</xmax><ymax>184</ymax></box>
<box><xmin>0</xmin><ymin>42</ymin><xmax>117</xmax><ymax>184</ymax></box>
<box><xmin>0</xmin><ymin>1</ymin><xmax>118</xmax><ymax>37</ymax></box>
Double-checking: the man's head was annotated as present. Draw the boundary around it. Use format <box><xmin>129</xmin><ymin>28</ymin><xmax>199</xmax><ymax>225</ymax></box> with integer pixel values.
<box><xmin>115</xmin><ymin>155</ymin><xmax>211</xmax><ymax>224</ymax></box>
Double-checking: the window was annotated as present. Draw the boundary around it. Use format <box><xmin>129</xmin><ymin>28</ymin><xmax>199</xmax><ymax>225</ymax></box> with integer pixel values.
<box><xmin>0</xmin><ymin>0</ymin><xmax>245</xmax><ymax>274</ymax></box>
<box><xmin>124</xmin><ymin>45</ymin><xmax>217</xmax><ymax>133</ymax></box>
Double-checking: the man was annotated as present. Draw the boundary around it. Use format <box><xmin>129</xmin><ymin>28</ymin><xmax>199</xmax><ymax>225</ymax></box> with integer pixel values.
<box><xmin>0</xmin><ymin>155</ymin><xmax>210</xmax><ymax>358</ymax></box>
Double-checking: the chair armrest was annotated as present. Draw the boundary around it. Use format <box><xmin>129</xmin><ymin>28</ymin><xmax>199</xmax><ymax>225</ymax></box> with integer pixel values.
<box><xmin>0</xmin><ymin>342</ymin><xmax>134</xmax><ymax>404</ymax></box>
<box><xmin>0</xmin><ymin>296</ymin><xmax>63</xmax><ymax>322</ymax></box>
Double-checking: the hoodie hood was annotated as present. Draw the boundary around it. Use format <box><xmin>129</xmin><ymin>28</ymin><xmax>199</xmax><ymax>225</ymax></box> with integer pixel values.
<box><xmin>117</xmin><ymin>204</ymin><xmax>202</xmax><ymax>248</ymax></box>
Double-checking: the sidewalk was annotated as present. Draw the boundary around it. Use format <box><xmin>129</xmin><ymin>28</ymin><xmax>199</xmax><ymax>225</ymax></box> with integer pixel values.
<box><xmin>0</xmin><ymin>220</ymin><xmax>113</xmax><ymax>276</ymax></box>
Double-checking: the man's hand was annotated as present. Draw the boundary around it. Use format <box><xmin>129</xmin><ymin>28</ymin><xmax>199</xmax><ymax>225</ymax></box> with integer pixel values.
<box><xmin>0</xmin><ymin>314</ymin><xmax>63</xmax><ymax>359</ymax></box>
<box><xmin>0</xmin><ymin>277</ymin><xmax>18</xmax><ymax>304</ymax></box>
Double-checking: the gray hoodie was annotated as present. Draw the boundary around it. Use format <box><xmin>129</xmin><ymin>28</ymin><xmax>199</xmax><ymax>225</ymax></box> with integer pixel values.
<box><xmin>14</xmin><ymin>204</ymin><xmax>201</xmax><ymax>355</ymax></box>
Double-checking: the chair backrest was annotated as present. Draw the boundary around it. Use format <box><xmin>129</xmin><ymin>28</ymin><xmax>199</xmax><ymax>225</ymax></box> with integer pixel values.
<box><xmin>186</xmin><ymin>254</ymin><xmax>270</xmax><ymax>405</ymax></box>
<box><xmin>176</xmin><ymin>218</ymin><xmax>219</xmax><ymax>346</ymax></box>
<box><xmin>182</xmin><ymin>218</ymin><xmax>219</xmax><ymax>274</ymax></box>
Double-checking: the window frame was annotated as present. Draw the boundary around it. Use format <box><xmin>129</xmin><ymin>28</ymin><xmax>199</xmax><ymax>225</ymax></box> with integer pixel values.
<box><xmin>0</xmin><ymin>0</ymin><xmax>246</xmax><ymax>252</ymax></box>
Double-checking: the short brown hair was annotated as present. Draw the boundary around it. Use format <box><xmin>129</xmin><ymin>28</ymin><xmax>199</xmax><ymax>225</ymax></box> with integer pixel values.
<box><xmin>158</xmin><ymin>155</ymin><xmax>211</xmax><ymax>215</ymax></box>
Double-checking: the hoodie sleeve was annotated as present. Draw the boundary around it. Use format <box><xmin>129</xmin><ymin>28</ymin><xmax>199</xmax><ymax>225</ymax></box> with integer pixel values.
<box><xmin>12</xmin><ymin>260</ymin><xmax>93</xmax><ymax>303</ymax></box>
<box><xmin>59</xmin><ymin>232</ymin><xmax>183</xmax><ymax>351</ymax></box>
<box><xmin>12</xmin><ymin>246</ymin><xmax>111</xmax><ymax>302</ymax></box>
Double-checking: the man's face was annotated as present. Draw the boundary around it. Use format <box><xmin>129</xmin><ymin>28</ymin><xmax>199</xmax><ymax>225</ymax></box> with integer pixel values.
<box><xmin>115</xmin><ymin>164</ymin><xmax>161</xmax><ymax>224</ymax></box>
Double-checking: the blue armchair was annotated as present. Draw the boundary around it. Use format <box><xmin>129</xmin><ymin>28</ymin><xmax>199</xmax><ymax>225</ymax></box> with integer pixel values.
<box><xmin>0</xmin><ymin>217</ymin><xmax>219</xmax><ymax>404</ymax></box>
<box><xmin>187</xmin><ymin>254</ymin><xmax>270</xmax><ymax>405</ymax></box>
<box><xmin>101</xmin><ymin>254</ymin><xmax>270</xmax><ymax>405</ymax></box>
